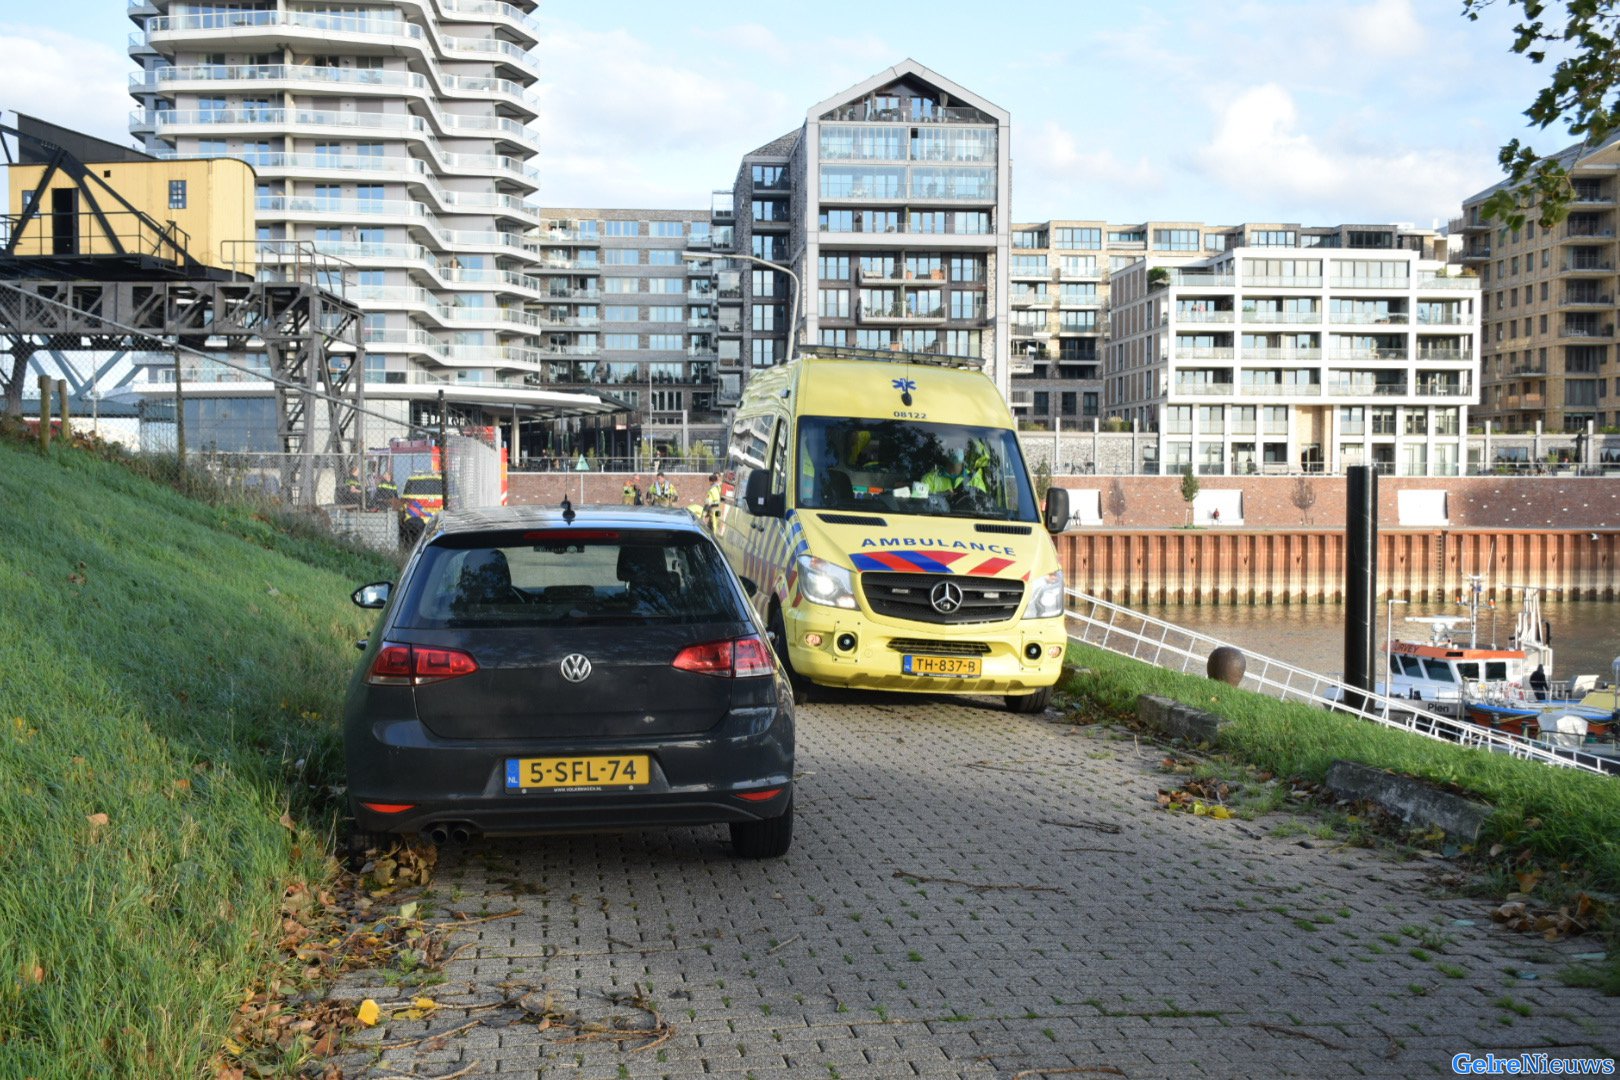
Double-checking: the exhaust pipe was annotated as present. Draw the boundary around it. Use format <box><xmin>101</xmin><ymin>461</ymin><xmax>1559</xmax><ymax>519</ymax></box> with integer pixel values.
<box><xmin>449</xmin><ymin>824</ymin><xmax>478</xmax><ymax>845</ymax></box>
<box><xmin>424</xmin><ymin>824</ymin><xmax>451</xmax><ymax>845</ymax></box>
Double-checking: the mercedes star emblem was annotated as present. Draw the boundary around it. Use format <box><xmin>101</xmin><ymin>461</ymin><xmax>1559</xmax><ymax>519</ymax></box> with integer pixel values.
<box><xmin>559</xmin><ymin>653</ymin><xmax>593</xmax><ymax>683</ymax></box>
<box><xmin>929</xmin><ymin>580</ymin><xmax>964</xmax><ymax>614</ymax></box>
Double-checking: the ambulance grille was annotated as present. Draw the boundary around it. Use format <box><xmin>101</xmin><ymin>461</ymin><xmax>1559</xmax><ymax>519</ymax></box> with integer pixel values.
<box><xmin>886</xmin><ymin>638</ymin><xmax>991</xmax><ymax>657</ymax></box>
<box><xmin>861</xmin><ymin>573</ymin><xmax>1024</xmax><ymax>625</ymax></box>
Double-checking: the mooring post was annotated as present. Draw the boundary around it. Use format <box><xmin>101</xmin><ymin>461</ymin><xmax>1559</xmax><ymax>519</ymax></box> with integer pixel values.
<box><xmin>1344</xmin><ymin>465</ymin><xmax>1378</xmax><ymax>709</ymax></box>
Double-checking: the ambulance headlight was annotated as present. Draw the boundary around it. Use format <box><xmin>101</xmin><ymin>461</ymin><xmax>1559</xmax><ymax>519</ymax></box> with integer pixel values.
<box><xmin>1024</xmin><ymin>570</ymin><xmax>1065</xmax><ymax>620</ymax></box>
<box><xmin>797</xmin><ymin>555</ymin><xmax>858</xmax><ymax>610</ymax></box>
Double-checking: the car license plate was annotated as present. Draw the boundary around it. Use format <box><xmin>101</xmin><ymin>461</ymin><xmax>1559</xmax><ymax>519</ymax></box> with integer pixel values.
<box><xmin>903</xmin><ymin>655</ymin><xmax>981</xmax><ymax>678</ymax></box>
<box><xmin>505</xmin><ymin>755</ymin><xmax>650</xmax><ymax>791</ymax></box>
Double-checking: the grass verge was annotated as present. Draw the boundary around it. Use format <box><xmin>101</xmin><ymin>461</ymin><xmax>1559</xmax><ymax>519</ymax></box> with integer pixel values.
<box><xmin>0</xmin><ymin>437</ymin><xmax>395</xmax><ymax>1076</ymax></box>
<box><xmin>1063</xmin><ymin>642</ymin><xmax>1620</xmax><ymax>991</ymax></box>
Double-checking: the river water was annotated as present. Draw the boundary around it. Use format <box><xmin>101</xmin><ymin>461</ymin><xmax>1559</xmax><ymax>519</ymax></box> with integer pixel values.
<box><xmin>1135</xmin><ymin>601</ymin><xmax>1620</xmax><ymax>684</ymax></box>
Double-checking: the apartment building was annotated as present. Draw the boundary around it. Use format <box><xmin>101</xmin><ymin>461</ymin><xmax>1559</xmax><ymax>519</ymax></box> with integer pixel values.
<box><xmin>529</xmin><ymin>208</ymin><xmax>718</xmax><ymax>452</ymax></box>
<box><xmin>1456</xmin><ymin>132</ymin><xmax>1620</xmax><ymax>433</ymax></box>
<box><xmin>1106</xmin><ymin>225</ymin><xmax>1479</xmax><ymax>476</ymax></box>
<box><xmin>1007</xmin><ymin>220</ymin><xmax>1228</xmax><ymax>429</ymax></box>
<box><xmin>713</xmin><ymin>59</ymin><xmax>1012</xmax><ymax>406</ymax></box>
<box><xmin>127</xmin><ymin>0</ymin><xmax>555</xmax><ymax>439</ymax></box>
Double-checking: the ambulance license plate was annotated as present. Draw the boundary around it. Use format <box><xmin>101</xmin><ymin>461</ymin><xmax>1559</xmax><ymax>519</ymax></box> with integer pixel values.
<box><xmin>903</xmin><ymin>655</ymin><xmax>981</xmax><ymax>678</ymax></box>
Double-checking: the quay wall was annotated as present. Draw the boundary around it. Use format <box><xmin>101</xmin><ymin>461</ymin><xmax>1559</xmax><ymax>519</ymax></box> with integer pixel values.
<box><xmin>508</xmin><ymin>472</ymin><xmax>1620</xmax><ymax>603</ymax></box>
<box><xmin>1058</xmin><ymin>529</ymin><xmax>1620</xmax><ymax>604</ymax></box>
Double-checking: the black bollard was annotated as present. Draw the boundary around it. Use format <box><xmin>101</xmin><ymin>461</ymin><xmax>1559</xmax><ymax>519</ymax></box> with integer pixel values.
<box><xmin>1207</xmin><ymin>646</ymin><xmax>1246</xmax><ymax>686</ymax></box>
<box><xmin>1343</xmin><ymin>465</ymin><xmax>1378</xmax><ymax>711</ymax></box>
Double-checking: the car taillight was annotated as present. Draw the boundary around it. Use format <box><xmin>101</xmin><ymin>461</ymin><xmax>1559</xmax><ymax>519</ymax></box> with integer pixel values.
<box><xmin>672</xmin><ymin>635</ymin><xmax>775</xmax><ymax>678</ymax></box>
<box><xmin>732</xmin><ymin>636</ymin><xmax>775</xmax><ymax>678</ymax></box>
<box><xmin>367</xmin><ymin>642</ymin><xmax>479</xmax><ymax>686</ymax></box>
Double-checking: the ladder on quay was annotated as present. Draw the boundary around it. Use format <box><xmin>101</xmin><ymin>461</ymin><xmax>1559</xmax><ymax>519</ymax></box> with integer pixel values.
<box><xmin>1063</xmin><ymin>589</ymin><xmax>1614</xmax><ymax>777</ymax></box>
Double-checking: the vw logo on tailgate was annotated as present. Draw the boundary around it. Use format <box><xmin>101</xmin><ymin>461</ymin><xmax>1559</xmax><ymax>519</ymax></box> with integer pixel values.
<box><xmin>559</xmin><ymin>653</ymin><xmax>593</xmax><ymax>683</ymax></box>
<box><xmin>928</xmin><ymin>580</ymin><xmax>964</xmax><ymax>615</ymax></box>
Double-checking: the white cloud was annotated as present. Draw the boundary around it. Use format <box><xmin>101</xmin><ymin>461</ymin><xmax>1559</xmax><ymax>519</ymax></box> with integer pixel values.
<box><xmin>694</xmin><ymin>23</ymin><xmax>793</xmax><ymax>65</ymax></box>
<box><xmin>532</xmin><ymin>19</ymin><xmax>794</xmax><ymax>207</ymax></box>
<box><xmin>1339</xmin><ymin>0</ymin><xmax>1427</xmax><ymax>59</ymax></box>
<box><xmin>0</xmin><ymin>27</ymin><xmax>132</xmax><ymax>145</ymax></box>
<box><xmin>1193</xmin><ymin>83</ymin><xmax>1493</xmax><ymax>223</ymax></box>
<box><xmin>1016</xmin><ymin>120</ymin><xmax>1163</xmax><ymax>218</ymax></box>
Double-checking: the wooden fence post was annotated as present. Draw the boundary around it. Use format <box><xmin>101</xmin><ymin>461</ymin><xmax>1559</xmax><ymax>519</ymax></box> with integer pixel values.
<box><xmin>37</xmin><ymin>374</ymin><xmax>51</xmax><ymax>452</ymax></box>
<box><xmin>56</xmin><ymin>380</ymin><xmax>71</xmax><ymax>441</ymax></box>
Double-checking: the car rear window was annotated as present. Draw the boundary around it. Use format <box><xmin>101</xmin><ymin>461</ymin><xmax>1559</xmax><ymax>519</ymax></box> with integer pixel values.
<box><xmin>392</xmin><ymin>529</ymin><xmax>749</xmax><ymax>628</ymax></box>
<box><xmin>403</xmin><ymin>477</ymin><xmax>444</xmax><ymax>497</ymax></box>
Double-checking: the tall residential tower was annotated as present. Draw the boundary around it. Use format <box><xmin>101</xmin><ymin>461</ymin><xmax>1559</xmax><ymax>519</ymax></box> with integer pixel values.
<box><xmin>127</xmin><ymin>0</ymin><xmax>571</xmax><ymax>443</ymax></box>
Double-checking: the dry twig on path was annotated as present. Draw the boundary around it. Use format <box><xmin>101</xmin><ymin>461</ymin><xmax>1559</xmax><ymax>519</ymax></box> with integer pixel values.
<box><xmin>1039</xmin><ymin>817</ymin><xmax>1122</xmax><ymax>834</ymax></box>
<box><xmin>893</xmin><ymin>870</ymin><xmax>1066</xmax><ymax>894</ymax></box>
<box><xmin>1250</xmin><ymin>1021</ymin><xmax>1347</xmax><ymax>1050</ymax></box>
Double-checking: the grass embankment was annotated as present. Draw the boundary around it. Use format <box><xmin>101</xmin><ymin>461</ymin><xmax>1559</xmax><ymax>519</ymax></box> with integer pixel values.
<box><xmin>0</xmin><ymin>439</ymin><xmax>395</xmax><ymax>1076</ymax></box>
<box><xmin>1065</xmin><ymin>643</ymin><xmax>1620</xmax><ymax>896</ymax></box>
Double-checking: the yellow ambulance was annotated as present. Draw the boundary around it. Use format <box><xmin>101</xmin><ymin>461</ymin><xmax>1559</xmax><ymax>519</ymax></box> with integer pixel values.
<box><xmin>718</xmin><ymin>347</ymin><xmax>1071</xmax><ymax>712</ymax></box>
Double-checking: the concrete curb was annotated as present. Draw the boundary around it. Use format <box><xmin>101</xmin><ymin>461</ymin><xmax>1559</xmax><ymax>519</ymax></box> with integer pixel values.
<box><xmin>1133</xmin><ymin>694</ymin><xmax>1494</xmax><ymax>842</ymax></box>
<box><xmin>1137</xmin><ymin>694</ymin><xmax>1229</xmax><ymax>745</ymax></box>
<box><xmin>1325</xmin><ymin>759</ymin><xmax>1493</xmax><ymax>842</ymax></box>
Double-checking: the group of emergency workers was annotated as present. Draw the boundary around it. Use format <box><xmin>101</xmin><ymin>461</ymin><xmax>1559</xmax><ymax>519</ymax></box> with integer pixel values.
<box><xmin>620</xmin><ymin>471</ymin><xmax>722</xmax><ymax>531</ymax></box>
<box><xmin>622</xmin><ymin>471</ymin><xmax>678</xmax><ymax>507</ymax></box>
<box><xmin>799</xmin><ymin>428</ymin><xmax>992</xmax><ymax>505</ymax></box>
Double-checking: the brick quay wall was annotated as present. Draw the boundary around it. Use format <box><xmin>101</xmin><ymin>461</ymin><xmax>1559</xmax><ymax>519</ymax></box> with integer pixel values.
<box><xmin>509</xmin><ymin>473</ymin><xmax>1620</xmax><ymax>602</ymax></box>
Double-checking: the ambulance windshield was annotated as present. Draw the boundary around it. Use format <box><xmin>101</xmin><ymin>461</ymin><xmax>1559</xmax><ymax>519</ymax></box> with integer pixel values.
<box><xmin>794</xmin><ymin>416</ymin><xmax>1038</xmax><ymax>522</ymax></box>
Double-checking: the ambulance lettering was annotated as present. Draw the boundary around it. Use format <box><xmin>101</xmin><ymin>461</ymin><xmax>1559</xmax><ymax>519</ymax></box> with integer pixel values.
<box><xmin>859</xmin><ymin>538</ymin><xmax>1013</xmax><ymax>556</ymax></box>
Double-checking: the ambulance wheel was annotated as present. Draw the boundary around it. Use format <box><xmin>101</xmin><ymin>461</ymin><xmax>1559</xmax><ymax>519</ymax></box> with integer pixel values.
<box><xmin>1005</xmin><ymin>686</ymin><xmax>1053</xmax><ymax>714</ymax></box>
<box><xmin>769</xmin><ymin>606</ymin><xmax>815</xmax><ymax>705</ymax></box>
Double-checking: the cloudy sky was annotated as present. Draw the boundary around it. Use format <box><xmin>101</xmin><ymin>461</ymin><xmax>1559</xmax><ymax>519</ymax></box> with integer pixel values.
<box><xmin>0</xmin><ymin>0</ymin><xmax>1575</xmax><ymax>226</ymax></box>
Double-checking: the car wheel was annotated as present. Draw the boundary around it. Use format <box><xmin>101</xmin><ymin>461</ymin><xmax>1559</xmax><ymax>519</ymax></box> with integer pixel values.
<box><xmin>1005</xmin><ymin>685</ymin><xmax>1054</xmax><ymax>714</ymax></box>
<box><xmin>730</xmin><ymin>800</ymin><xmax>793</xmax><ymax>859</ymax></box>
<box><xmin>769</xmin><ymin>605</ymin><xmax>815</xmax><ymax>704</ymax></box>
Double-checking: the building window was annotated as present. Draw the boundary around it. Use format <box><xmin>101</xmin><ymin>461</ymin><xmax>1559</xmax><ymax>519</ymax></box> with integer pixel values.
<box><xmin>819</xmin><ymin>209</ymin><xmax>854</xmax><ymax>232</ymax></box>
<box><xmin>952</xmin><ymin>211</ymin><xmax>990</xmax><ymax>235</ymax></box>
<box><xmin>649</xmin><ymin>221</ymin><xmax>685</xmax><ymax>237</ymax></box>
<box><xmin>1013</xmin><ymin>229</ymin><xmax>1046</xmax><ymax>249</ymax></box>
<box><xmin>817</xmin><ymin>289</ymin><xmax>849</xmax><ymax>318</ymax></box>
<box><xmin>1153</xmin><ymin>228</ymin><xmax>1199</xmax><ymax>251</ymax></box>
<box><xmin>602</xmin><ymin>220</ymin><xmax>639</xmax><ymax>237</ymax></box>
<box><xmin>168</xmin><ymin>180</ymin><xmax>187</xmax><ymax>209</ymax></box>
<box><xmin>818</xmin><ymin>255</ymin><xmax>850</xmax><ymax>280</ymax></box>
<box><xmin>1053</xmin><ymin>227</ymin><xmax>1101</xmax><ymax>249</ymax></box>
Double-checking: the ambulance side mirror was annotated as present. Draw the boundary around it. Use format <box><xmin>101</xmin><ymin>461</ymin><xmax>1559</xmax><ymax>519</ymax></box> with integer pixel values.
<box><xmin>744</xmin><ymin>470</ymin><xmax>784</xmax><ymax>518</ymax></box>
<box><xmin>1043</xmin><ymin>487</ymin><xmax>1070</xmax><ymax>535</ymax></box>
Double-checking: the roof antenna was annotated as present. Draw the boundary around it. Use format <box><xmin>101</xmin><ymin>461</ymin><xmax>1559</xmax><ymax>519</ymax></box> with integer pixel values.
<box><xmin>560</xmin><ymin>496</ymin><xmax>575</xmax><ymax>524</ymax></box>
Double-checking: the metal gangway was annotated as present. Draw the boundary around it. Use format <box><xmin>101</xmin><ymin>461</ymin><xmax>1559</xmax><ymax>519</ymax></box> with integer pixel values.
<box><xmin>1064</xmin><ymin>589</ymin><xmax>1614</xmax><ymax>777</ymax></box>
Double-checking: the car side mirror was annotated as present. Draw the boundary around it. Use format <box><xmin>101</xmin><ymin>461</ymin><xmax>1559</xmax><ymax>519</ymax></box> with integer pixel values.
<box><xmin>352</xmin><ymin>581</ymin><xmax>392</xmax><ymax>609</ymax></box>
<box><xmin>1043</xmin><ymin>487</ymin><xmax>1070</xmax><ymax>534</ymax></box>
<box><xmin>738</xmin><ymin>575</ymin><xmax>759</xmax><ymax>598</ymax></box>
<box><xmin>743</xmin><ymin>470</ymin><xmax>784</xmax><ymax>518</ymax></box>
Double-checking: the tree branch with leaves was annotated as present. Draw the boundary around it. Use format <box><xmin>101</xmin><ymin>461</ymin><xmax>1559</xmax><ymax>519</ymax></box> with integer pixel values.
<box><xmin>1464</xmin><ymin>0</ymin><xmax>1620</xmax><ymax>227</ymax></box>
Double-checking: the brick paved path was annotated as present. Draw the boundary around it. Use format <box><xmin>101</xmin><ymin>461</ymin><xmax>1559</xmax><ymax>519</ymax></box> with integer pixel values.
<box><xmin>336</xmin><ymin>696</ymin><xmax>1618</xmax><ymax>1078</ymax></box>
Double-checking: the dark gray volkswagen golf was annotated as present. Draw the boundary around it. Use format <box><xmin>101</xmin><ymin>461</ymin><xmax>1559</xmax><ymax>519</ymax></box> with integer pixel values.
<box><xmin>344</xmin><ymin>504</ymin><xmax>795</xmax><ymax>858</ymax></box>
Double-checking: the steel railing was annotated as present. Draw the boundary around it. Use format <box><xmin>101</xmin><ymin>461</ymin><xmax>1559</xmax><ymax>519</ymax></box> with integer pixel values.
<box><xmin>1064</xmin><ymin>589</ymin><xmax>1613</xmax><ymax>776</ymax></box>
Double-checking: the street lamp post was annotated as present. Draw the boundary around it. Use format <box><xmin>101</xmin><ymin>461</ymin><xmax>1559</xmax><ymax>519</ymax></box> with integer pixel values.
<box><xmin>1385</xmin><ymin>598</ymin><xmax>1408</xmax><ymax>696</ymax></box>
<box><xmin>683</xmin><ymin>250</ymin><xmax>801</xmax><ymax>363</ymax></box>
